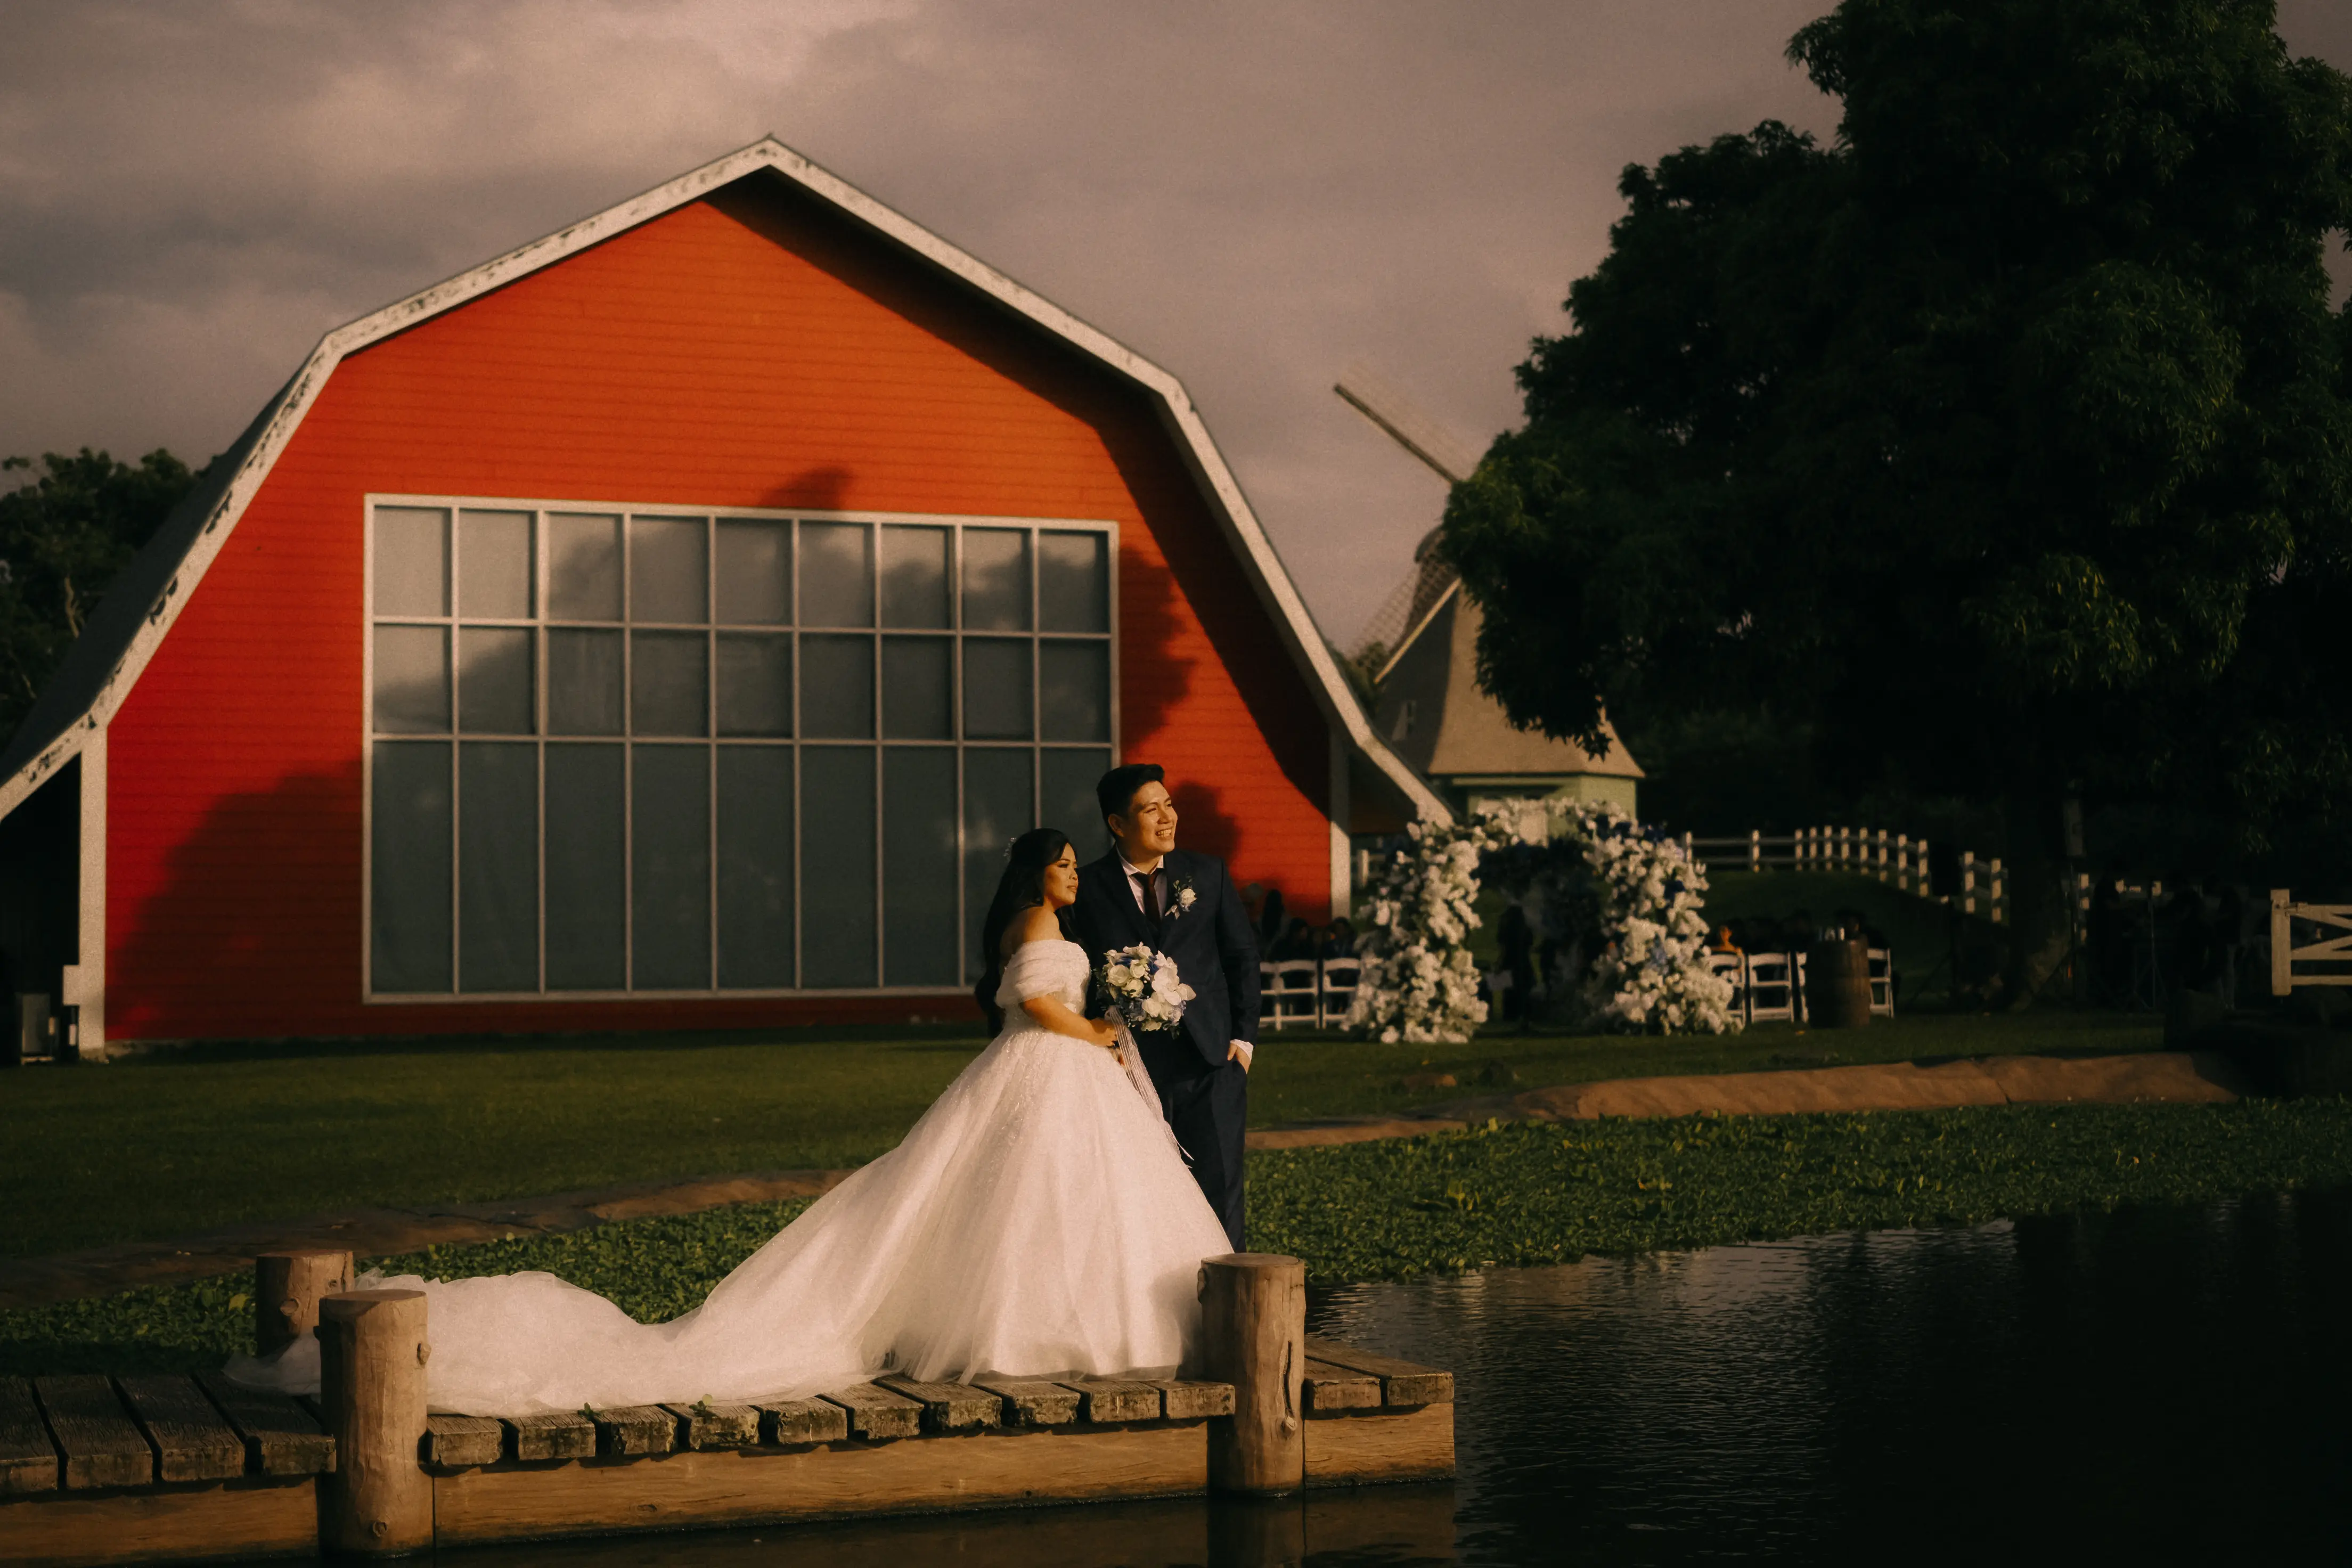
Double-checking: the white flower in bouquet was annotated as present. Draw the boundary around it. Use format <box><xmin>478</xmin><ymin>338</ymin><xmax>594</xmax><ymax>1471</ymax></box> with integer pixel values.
<box><xmin>1097</xmin><ymin>943</ymin><xmax>1195</xmax><ymax>1032</ymax></box>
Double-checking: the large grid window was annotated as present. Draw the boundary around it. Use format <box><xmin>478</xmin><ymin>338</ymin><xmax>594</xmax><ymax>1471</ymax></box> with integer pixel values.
<box><xmin>367</xmin><ymin>501</ymin><xmax>1116</xmax><ymax>997</ymax></box>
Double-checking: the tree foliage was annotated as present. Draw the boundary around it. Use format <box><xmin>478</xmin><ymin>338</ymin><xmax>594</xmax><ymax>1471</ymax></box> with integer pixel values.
<box><xmin>0</xmin><ymin>447</ymin><xmax>196</xmax><ymax>740</ymax></box>
<box><xmin>1445</xmin><ymin>0</ymin><xmax>2352</xmax><ymax>873</ymax></box>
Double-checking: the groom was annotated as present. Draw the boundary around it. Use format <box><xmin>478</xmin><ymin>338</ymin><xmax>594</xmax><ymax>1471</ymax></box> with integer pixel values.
<box><xmin>1063</xmin><ymin>763</ymin><xmax>1259</xmax><ymax>1251</ymax></box>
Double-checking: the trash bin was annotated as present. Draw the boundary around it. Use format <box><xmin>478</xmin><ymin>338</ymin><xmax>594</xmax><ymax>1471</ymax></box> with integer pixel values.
<box><xmin>1805</xmin><ymin>937</ymin><xmax>1872</xmax><ymax>1028</ymax></box>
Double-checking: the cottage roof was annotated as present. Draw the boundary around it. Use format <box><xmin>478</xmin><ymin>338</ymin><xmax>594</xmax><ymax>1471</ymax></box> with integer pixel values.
<box><xmin>0</xmin><ymin>138</ymin><xmax>1444</xmax><ymax>824</ymax></box>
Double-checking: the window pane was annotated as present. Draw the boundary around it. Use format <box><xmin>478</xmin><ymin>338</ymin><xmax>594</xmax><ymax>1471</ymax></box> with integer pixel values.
<box><xmin>374</xmin><ymin>625</ymin><xmax>450</xmax><ymax>733</ymax></box>
<box><xmin>371</xmin><ymin>740</ymin><xmax>451</xmax><ymax>992</ymax></box>
<box><xmin>716</xmin><ymin>634</ymin><xmax>791</xmax><ymax>737</ymax></box>
<box><xmin>961</xmin><ymin>748</ymin><xmax>1032</xmax><ymax>982</ymax></box>
<box><xmin>884</xmin><ymin>747</ymin><xmax>958</xmax><ymax>986</ymax></box>
<box><xmin>1043</xmin><ymin>748</ymin><xmax>1114</xmax><ymax>864</ymax></box>
<box><xmin>881</xmin><ymin>636</ymin><xmax>951</xmax><ymax>740</ymax></box>
<box><xmin>632</xmin><ymin>745</ymin><xmax>710</xmax><ymax>989</ymax></box>
<box><xmin>715</xmin><ymin>518</ymin><xmax>790</xmax><ymax>625</ymax></box>
<box><xmin>801</xmin><ymin>747</ymin><xmax>876</xmax><ymax>987</ymax></box>
<box><xmin>1038</xmin><ymin>531</ymin><xmax>1109</xmax><ymax>633</ymax></box>
<box><xmin>799</xmin><ymin>522</ymin><xmax>873</xmax><ymax>627</ymax></box>
<box><xmin>717</xmin><ymin>747</ymin><xmax>794</xmax><ymax>988</ymax></box>
<box><xmin>631</xmin><ymin>516</ymin><xmax>708</xmax><ymax>624</ymax></box>
<box><xmin>961</xmin><ymin>528</ymin><xmax>1030</xmax><ymax>631</ymax></box>
<box><xmin>1039</xmin><ymin>641</ymin><xmax>1109</xmax><ymax>742</ymax></box>
<box><xmin>962</xmin><ymin>638</ymin><xmax>1032</xmax><ymax>739</ymax></box>
<box><xmin>631</xmin><ymin>631</ymin><xmax>709</xmax><ymax>737</ymax></box>
<box><xmin>879</xmin><ymin>526</ymin><xmax>950</xmax><ymax>628</ymax></box>
<box><xmin>801</xmin><ymin>634</ymin><xmax>874</xmax><ymax>739</ymax></box>
<box><xmin>458</xmin><ymin>627</ymin><xmax>534</xmax><ymax>734</ymax></box>
<box><xmin>374</xmin><ymin>507</ymin><xmax>448</xmax><ymax>617</ymax></box>
<box><xmin>459</xmin><ymin>741</ymin><xmax>538</xmax><ymax>992</ymax></box>
<box><xmin>549</xmin><ymin>513</ymin><xmax>622</xmax><ymax>621</ymax></box>
<box><xmin>545</xmin><ymin>744</ymin><xmax>625</xmax><ymax>990</ymax></box>
<box><xmin>459</xmin><ymin>509</ymin><xmax>533</xmax><ymax>619</ymax></box>
<box><xmin>548</xmin><ymin>628</ymin><xmax>623</xmax><ymax>735</ymax></box>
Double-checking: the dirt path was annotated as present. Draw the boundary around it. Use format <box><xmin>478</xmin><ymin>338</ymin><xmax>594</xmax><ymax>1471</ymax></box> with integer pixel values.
<box><xmin>1</xmin><ymin>1051</ymin><xmax>2242</xmax><ymax>1309</ymax></box>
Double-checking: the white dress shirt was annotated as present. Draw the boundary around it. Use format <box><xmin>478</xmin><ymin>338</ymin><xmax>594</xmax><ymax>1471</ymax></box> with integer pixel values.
<box><xmin>1117</xmin><ymin>851</ymin><xmax>1252</xmax><ymax>1069</ymax></box>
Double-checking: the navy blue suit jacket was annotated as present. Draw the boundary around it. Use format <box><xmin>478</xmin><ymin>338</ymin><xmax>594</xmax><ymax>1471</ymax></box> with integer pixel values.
<box><xmin>1062</xmin><ymin>848</ymin><xmax>1259</xmax><ymax>1071</ymax></box>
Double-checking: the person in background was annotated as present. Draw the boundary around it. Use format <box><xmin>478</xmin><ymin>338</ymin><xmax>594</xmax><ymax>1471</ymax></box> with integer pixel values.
<box><xmin>1497</xmin><ymin>903</ymin><xmax>1537</xmax><ymax>1033</ymax></box>
<box><xmin>1321</xmin><ymin>917</ymin><xmax>1358</xmax><ymax>959</ymax></box>
<box><xmin>1259</xmin><ymin>887</ymin><xmax>1301</xmax><ymax>959</ymax></box>
<box><xmin>1709</xmin><ymin>923</ymin><xmax>1741</xmax><ymax>953</ymax></box>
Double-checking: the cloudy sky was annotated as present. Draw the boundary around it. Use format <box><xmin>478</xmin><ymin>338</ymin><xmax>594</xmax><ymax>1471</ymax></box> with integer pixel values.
<box><xmin>5</xmin><ymin>2</ymin><xmax>2348</xmax><ymax>649</ymax></box>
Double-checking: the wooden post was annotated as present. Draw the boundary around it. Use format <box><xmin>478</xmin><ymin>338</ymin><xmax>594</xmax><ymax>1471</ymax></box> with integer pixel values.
<box><xmin>1989</xmin><ymin>858</ymin><xmax>2005</xmax><ymax>924</ymax></box>
<box><xmin>1961</xmin><ymin>852</ymin><xmax>1977</xmax><ymax>916</ymax></box>
<box><xmin>1748</xmin><ymin>828</ymin><xmax>1760</xmax><ymax>872</ymax></box>
<box><xmin>1896</xmin><ymin>835</ymin><xmax>1910</xmax><ymax>894</ymax></box>
<box><xmin>2272</xmin><ymin>889</ymin><xmax>2292</xmax><ymax>997</ymax></box>
<box><xmin>255</xmin><ymin>1250</ymin><xmax>353</xmax><ymax>1357</ymax></box>
<box><xmin>320</xmin><ymin>1289</ymin><xmax>431</xmax><ymax>1555</ymax></box>
<box><xmin>1201</xmin><ymin>1254</ymin><xmax>1305</xmax><ymax>1496</ymax></box>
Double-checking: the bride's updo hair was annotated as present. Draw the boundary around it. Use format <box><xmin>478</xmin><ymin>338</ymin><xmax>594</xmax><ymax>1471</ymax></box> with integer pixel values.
<box><xmin>974</xmin><ymin>827</ymin><xmax>1075</xmax><ymax>1033</ymax></box>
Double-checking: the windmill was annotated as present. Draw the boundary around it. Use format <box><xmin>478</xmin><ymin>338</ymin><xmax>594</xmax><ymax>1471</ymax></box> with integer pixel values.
<box><xmin>1334</xmin><ymin>363</ymin><xmax>1643</xmax><ymax>822</ymax></box>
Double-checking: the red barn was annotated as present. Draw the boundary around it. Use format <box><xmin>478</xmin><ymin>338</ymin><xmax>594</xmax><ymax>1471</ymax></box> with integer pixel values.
<box><xmin>0</xmin><ymin>140</ymin><xmax>1439</xmax><ymax>1056</ymax></box>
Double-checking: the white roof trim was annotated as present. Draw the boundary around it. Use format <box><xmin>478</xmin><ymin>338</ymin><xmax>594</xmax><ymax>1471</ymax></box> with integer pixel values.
<box><xmin>0</xmin><ymin>136</ymin><xmax>1445</xmax><ymax>825</ymax></box>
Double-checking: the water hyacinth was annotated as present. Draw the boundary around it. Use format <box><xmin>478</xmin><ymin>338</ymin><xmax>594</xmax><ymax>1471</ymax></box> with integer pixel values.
<box><xmin>1345</xmin><ymin>798</ymin><xmax>1737</xmax><ymax>1042</ymax></box>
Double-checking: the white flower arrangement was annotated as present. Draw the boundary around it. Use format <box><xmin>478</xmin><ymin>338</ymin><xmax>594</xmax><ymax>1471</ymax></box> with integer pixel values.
<box><xmin>1098</xmin><ymin>943</ymin><xmax>1196</xmax><ymax>1032</ymax></box>
<box><xmin>1344</xmin><ymin>797</ymin><xmax>1738</xmax><ymax>1043</ymax></box>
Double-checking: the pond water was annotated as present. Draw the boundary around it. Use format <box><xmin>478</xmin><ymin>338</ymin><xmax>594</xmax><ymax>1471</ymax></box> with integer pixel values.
<box><xmin>445</xmin><ymin>1190</ymin><xmax>2352</xmax><ymax>1565</ymax></box>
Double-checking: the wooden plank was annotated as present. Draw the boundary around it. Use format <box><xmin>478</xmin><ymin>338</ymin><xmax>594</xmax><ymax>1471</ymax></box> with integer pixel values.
<box><xmin>195</xmin><ymin>1373</ymin><xmax>335</xmax><ymax>1477</ymax></box>
<box><xmin>0</xmin><ymin>1379</ymin><xmax>58</xmax><ymax>1496</ymax></box>
<box><xmin>1149</xmin><ymin>1379</ymin><xmax>1235</xmax><ymax>1420</ymax></box>
<box><xmin>1302</xmin><ymin>1336</ymin><xmax>1454</xmax><ymax>1406</ymax></box>
<box><xmin>434</xmin><ymin>1422</ymin><xmax>1207</xmax><ymax>1545</ymax></box>
<box><xmin>1303</xmin><ymin>1402</ymin><xmax>1455</xmax><ymax>1487</ymax></box>
<box><xmin>424</xmin><ymin>1414</ymin><xmax>505</xmax><ymax>1469</ymax></box>
<box><xmin>0</xmin><ymin>1477</ymin><xmax>318</xmax><ymax>1567</ymax></box>
<box><xmin>1301</xmin><ymin>1358</ymin><xmax>1381</xmax><ymax>1414</ymax></box>
<box><xmin>874</xmin><ymin>1376</ymin><xmax>1002</xmax><ymax>1432</ymax></box>
<box><xmin>663</xmin><ymin>1401</ymin><xmax>759</xmax><ymax>1450</ymax></box>
<box><xmin>115</xmin><ymin>1376</ymin><xmax>244</xmax><ymax>1484</ymax></box>
<box><xmin>33</xmin><ymin>1376</ymin><xmax>153</xmax><ymax>1490</ymax></box>
<box><xmin>587</xmin><ymin>1405</ymin><xmax>675</xmax><ymax>1458</ymax></box>
<box><xmin>818</xmin><ymin>1383</ymin><xmax>923</xmax><ymax>1441</ymax></box>
<box><xmin>756</xmin><ymin>1398</ymin><xmax>849</xmax><ymax>1448</ymax></box>
<box><xmin>1059</xmin><ymin>1377</ymin><xmax>1161</xmax><ymax>1424</ymax></box>
<box><xmin>507</xmin><ymin>1411</ymin><xmax>597</xmax><ymax>1462</ymax></box>
<box><xmin>969</xmin><ymin>1376</ymin><xmax>1079</xmax><ymax>1428</ymax></box>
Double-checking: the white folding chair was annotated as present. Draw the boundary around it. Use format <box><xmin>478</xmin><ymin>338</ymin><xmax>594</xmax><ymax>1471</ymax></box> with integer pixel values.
<box><xmin>1868</xmin><ymin>946</ymin><xmax>1895</xmax><ymax>1017</ymax></box>
<box><xmin>1259</xmin><ymin>960</ymin><xmax>1320</xmax><ymax>1031</ymax></box>
<box><xmin>1745</xmin><ymin>951</ymin><xmax>1798</xmax><ymax>1024</ymax></box>
<box><xmin>1706</xmin><ymin>951</ymin><xmax>1747</xmax><ymax>1024</ymax></box>
<box><xmin>1317</xmin><ymin>957</ymin><xmax>1361</xmax><ymax>1029</ymax></box>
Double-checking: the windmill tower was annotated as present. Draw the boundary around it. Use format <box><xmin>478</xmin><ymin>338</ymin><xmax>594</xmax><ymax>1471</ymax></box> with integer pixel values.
<box><xmin>1336</xmin><ymin>364</ymin><xmax>1643</xmax><ymax>822</ymax></box>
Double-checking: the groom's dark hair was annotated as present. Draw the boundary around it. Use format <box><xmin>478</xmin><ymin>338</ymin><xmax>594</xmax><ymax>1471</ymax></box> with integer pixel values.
<box><xmin>1096</xmin><ymin>763</ymin><xmax>1165</xmax><ymax>830</ymax></box>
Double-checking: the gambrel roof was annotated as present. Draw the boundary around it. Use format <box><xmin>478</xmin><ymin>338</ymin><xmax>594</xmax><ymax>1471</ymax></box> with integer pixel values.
<box><xmin>0</xmin><ymin>137</ymin><xmax>1445</xmax><ymax>823</ymax></box>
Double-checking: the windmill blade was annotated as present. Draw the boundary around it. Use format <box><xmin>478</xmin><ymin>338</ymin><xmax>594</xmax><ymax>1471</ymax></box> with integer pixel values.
<box><xmin>1333</xmin><ymin>362</ymin><xmax>1480</xmax><ymax>485</ymax></box>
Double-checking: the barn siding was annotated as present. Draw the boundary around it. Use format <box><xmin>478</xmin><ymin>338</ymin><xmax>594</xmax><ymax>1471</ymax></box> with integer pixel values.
<box><xmin>103</xmin><ymin>176</ymin><xmax>1331</xmax><ymax>1042</ymax></box>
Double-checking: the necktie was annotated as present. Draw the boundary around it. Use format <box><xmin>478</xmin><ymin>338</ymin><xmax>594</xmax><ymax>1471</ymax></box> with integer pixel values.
<box><xmin>1136</xmin><ymin>869</ymin><xmax>1162</xmax><ymax>933</ymax></box>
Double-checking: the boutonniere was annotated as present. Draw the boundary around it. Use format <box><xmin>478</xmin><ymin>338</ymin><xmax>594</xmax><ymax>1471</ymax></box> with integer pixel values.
<box><xmin>1168</xmin><ymin>875</ymin><xmax>1198</xmax><ymax>917</ymax></box>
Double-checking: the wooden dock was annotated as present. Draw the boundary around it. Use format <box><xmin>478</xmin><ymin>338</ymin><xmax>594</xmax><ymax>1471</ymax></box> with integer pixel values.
<box><xmin>0</xmin><ymin>1252</ymin><xmax>1453</xmax><ymax>1563</ymax></box>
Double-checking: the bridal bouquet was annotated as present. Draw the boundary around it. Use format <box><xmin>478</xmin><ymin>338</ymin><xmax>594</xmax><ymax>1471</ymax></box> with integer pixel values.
<box><xmin>1097</xmin><ymin>943</ymin><xmax>1195</xmax><ymax>1033</ymax></box>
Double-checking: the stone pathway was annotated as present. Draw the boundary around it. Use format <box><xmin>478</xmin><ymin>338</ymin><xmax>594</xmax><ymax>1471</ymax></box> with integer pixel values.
<box><xmin>0</xmin><ymin>1051</ymin><xmax>2242</xmax><ymax>1310</ymax></box>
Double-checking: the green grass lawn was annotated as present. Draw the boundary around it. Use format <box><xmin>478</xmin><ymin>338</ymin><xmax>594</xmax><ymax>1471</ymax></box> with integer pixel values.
<box><xmin>0</xmin><ymin>1010</ymin><xmax>2159</xmax><ymax>1259</ymax></box>
<box><xmin>11</xmin><ymin>1096</ymin><xmax>2347</xmax><ymax>1379</ymax></box>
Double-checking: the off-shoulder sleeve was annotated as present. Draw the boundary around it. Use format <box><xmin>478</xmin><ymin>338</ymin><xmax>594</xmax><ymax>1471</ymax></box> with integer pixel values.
<box><xmin>995</xmin><ymin>943</ymin><xmax>1087</xmax><ymax>1008</ymax></box>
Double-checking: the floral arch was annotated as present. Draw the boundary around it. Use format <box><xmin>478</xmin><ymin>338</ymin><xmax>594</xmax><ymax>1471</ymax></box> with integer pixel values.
<box><xmin>1344</xmin><ymin>798</ymin><xmax>1740</xmax><ymax>1043</ymax></box>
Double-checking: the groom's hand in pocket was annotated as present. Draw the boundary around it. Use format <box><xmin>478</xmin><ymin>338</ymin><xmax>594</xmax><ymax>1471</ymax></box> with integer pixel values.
<box><xmin>1227</xmin><ymin>1041</ymin><xmax>1253</xmax><ymax>1073</ymax></box>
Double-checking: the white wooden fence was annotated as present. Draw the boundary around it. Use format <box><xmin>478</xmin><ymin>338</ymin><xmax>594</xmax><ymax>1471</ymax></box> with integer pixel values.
<box><xmin>1684</xmin><ymin>827</ymin><xmax>2010</xmax><ymax>924</ymax></box>
<box><xmin>2269</xmin><ymin>890</ymin><xmax>2352</xmax><ymax>995</ymax></box>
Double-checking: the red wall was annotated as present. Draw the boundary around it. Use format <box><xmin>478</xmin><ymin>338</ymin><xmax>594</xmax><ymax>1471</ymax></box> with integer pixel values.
<box><xmin>103</xmin><ymin>174</ymin><xmax>1333</xmax><ymax>1042</ymax></box>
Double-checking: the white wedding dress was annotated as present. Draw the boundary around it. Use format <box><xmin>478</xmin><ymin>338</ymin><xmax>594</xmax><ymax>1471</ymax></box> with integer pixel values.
<box><xmin>226</xmin><ymin>941</ymin><xmax>1232</xmax><ymax>1415</ymax></box>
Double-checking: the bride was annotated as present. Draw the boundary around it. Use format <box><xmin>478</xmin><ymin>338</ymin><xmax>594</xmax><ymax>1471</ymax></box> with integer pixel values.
<box><xmin>227</xmin><ymin>828</ymin><xmax>1233</xmax><ymax>1414</ymax></box>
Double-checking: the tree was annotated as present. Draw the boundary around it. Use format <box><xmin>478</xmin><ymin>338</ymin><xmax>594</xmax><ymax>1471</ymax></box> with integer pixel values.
<box><xmin>1443</xmin><ymin>0</ymin><xmax>2352</xmax><ymax>1003</ymax></box>
<box><xmin>0</xmin><ymin>448</ymin><xmax>198</xmax><ymax>740</ymax></box>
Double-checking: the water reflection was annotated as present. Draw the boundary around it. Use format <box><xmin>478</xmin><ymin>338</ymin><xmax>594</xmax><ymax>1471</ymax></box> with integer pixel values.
<box><xmin>432</xmin><ymin>1190</ymin><xmax>2352</xmax><ymax>1565</ymax></box>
